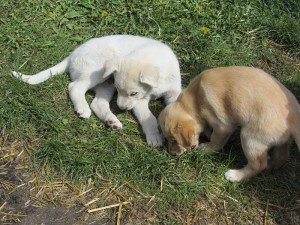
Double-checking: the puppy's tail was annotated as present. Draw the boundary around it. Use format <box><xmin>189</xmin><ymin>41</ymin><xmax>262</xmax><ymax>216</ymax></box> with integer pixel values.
<box><xmin>12</xmin><ymin>57</ymin><xmax>69</xmax><ymax>84</ymax></box>
<box><xmin>292</xmin><ymin>105</ymin><xmax>300</xmax><ymax>151</ymax></box>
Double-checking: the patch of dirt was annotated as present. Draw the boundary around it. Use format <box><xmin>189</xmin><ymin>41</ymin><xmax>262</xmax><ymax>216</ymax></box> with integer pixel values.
<box><xmin>0</xmin><ymin>163</ymin><xmax>83</xmax><ymax>225</ymax></box>
<box><xmin>19</xmin><ymin>206</ymin><xmax>79</xmax><ymax>225</ymax></box>
<box><xmin>0</xmin><ymin>134</ymin><xmax>116</xmax><ymax>225</ymax></box>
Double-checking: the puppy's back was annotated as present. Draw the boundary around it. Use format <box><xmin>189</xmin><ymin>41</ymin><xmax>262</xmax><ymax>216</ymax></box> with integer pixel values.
<box><xmin>195</xmin><ymin>66</ymin><xmax>299</xmax><ymax>132</ymax></box>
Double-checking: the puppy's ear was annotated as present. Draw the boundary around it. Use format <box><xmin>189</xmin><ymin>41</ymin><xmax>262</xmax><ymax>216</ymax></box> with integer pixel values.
<box><xmin>139</xmin><ymin>64</ymin><xmax>159</xmax><ymax>88</ymax></box>
<box><xmin>103</xmin><ymin>57</ymin><xmax>121</xmax><ymax>79</ymax></box>
<box><xmin>182</xmin><ymin>122</ymin><xmax>196</xmax><ymax>146</ymax></box>
<box><xmin>174</xmin><ymin>120</ymin><xmax>197</xmax><ymax>147</ymax></box>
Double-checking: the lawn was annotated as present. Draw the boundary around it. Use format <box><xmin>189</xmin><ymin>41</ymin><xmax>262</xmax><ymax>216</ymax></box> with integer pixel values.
<box><xmin>0</xmin><ymin>0</ymin><xmax>299</xmax><ymax>224</ymax></box>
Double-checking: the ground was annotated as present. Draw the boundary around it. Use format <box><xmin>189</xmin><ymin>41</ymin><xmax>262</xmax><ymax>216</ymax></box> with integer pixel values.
<box><xmin>0</xmin><ymin>0</ymin><xmax>300</xmax><ymax>224</ymax></box>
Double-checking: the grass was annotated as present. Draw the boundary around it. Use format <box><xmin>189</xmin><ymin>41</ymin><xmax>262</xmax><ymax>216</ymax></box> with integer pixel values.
<box><xmin>1</xmin><ymin>0</ymin><xmax>300</xmax><ymax>224</ymax></box>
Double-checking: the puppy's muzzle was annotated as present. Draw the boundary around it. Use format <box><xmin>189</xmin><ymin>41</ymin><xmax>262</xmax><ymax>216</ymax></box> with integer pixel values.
<box><xmin>168</xmin><ymin>144</ymin><xmax>186</xmax><ymax>156</ymax></box>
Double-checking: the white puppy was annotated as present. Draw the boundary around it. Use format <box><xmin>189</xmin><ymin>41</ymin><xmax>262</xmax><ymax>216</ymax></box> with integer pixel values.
<box><xmin>102</xmin><ymin>43</ymin><xmax>182</xmax><ymax>146</ymax></box>
<box><xmin>12</xmin><ymin>35</ymin><xmax>181</xmax><ymax>146</ymax></box>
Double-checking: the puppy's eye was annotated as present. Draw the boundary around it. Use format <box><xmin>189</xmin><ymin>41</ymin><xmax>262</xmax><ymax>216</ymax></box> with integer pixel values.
<box><xmin>130</xmin><ymin>92</ymin><xmax>138</xmax><ymax>96</ymax></box>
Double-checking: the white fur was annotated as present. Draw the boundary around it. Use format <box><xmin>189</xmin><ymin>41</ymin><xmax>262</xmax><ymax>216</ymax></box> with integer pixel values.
<box><xmin>12</xmin><ymin>35</ymin><xmax>182</xmax><ymax>146</ymax></box>
<box><xmin>102</xmin><ymin>43</ymin><xmax>182</xmax><ymax>146</ymax></box>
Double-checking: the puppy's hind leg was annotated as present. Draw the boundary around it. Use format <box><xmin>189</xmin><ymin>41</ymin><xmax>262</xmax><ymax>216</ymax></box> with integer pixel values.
<box><xmin>69</xmin><ymin>80</ymin><xmax>93</xmax><ymax>119</ymax></box>
<box><xmin>225</xmin><ymin>131</ymin><xmax>269</xmax><ymax>182</ymax></box>
<box><xmin>69</xmin><ymin>68</ymin><xmax>107</xmax><ymax>119</ymax></box>
<box><xmin>91</xmin><ymin>81</ymin><xmax>122</xmax><ymax>130</ymax></box>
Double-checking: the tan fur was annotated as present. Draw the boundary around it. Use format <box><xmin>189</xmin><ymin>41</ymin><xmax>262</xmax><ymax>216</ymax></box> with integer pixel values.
<box><xmin>158</xmin><ymin>66</ymin><xmax>300</xmax><ymax>182</ymax></box>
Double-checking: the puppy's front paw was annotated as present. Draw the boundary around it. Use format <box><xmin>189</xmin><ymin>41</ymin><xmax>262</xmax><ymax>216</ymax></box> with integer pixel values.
<box><xmin>105</xmin><ymin>116</ymin><xmax>122</xmax><ymax>130</ymax></box>
<box><xmin>225</xmin><ymin>169</ymin><xmax>244</xmax><ymax>182</ymax></box>
<box><xmin>76</xmin><ymin>107</ymin><xmax>92</xmax><ymax>119</ymax></box>
<box><xmin>146</xmin><ymin>132</ymin><xmax>163</xmax><ymax>147</ymax></box>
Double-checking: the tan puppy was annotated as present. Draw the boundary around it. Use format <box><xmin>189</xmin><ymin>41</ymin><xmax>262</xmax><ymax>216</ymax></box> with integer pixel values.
<box><xmin>158</xmin><ymin>66</ymin><xmax>300</xmax><ymax>182</ymax></box>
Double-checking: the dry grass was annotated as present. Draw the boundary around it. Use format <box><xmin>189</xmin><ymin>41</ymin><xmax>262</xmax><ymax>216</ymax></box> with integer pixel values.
<box><xmin>1</xmin><ymin>0</ymin><xmax>299</xmax><ymax>224</ymax></box>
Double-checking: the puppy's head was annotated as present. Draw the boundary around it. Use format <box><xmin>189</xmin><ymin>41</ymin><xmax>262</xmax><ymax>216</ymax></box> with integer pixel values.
<box><xmin>103</xmin><ymin>57</ymin><xmax>159</xmax><ymax>110</ymax></box>
<box><xmin>158</xmin><ymin>103</ymin><xmax>199</xmax><ymax>156</ymax></box>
